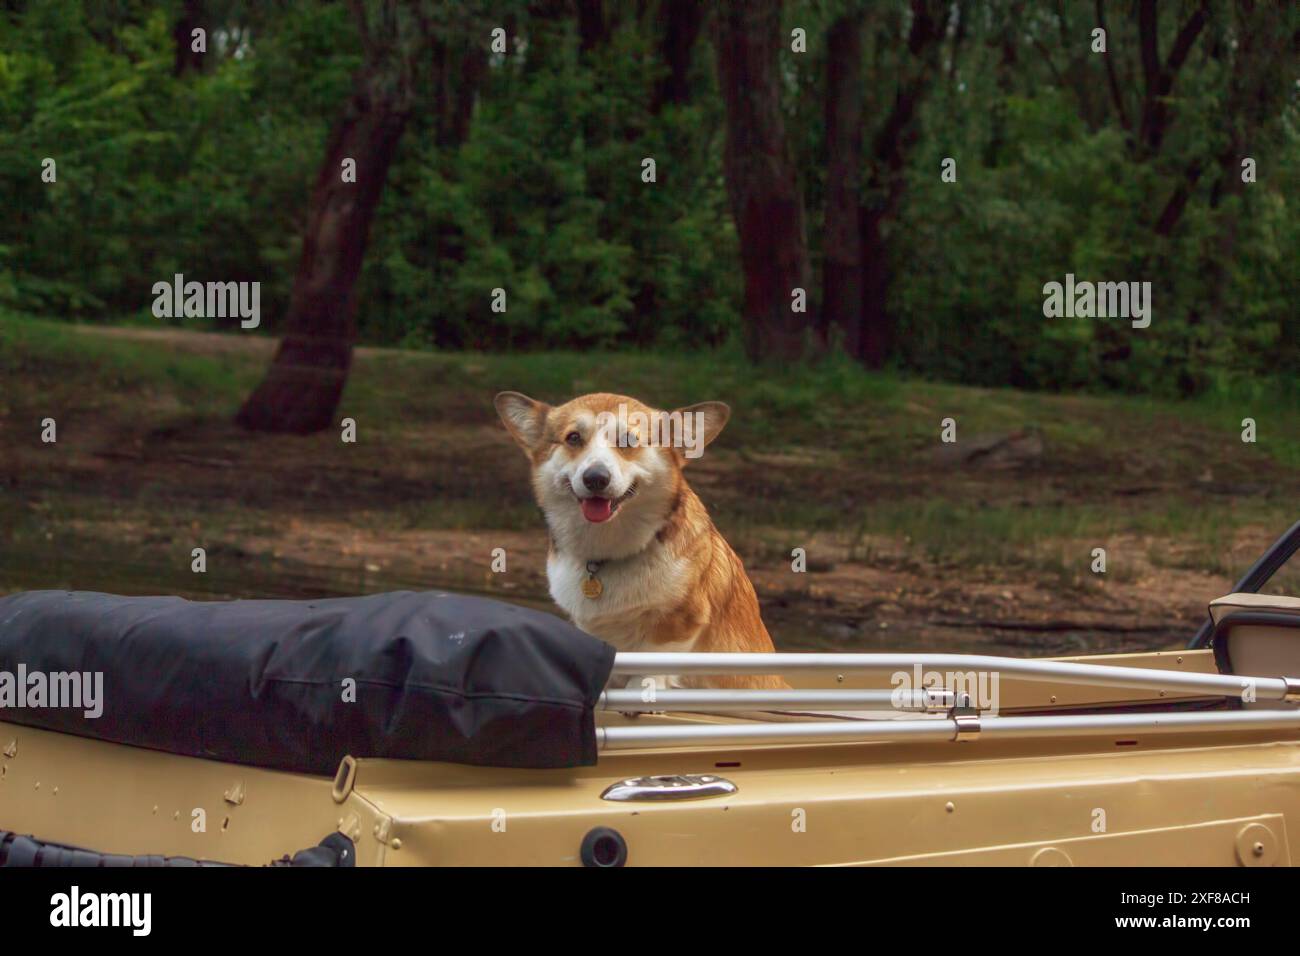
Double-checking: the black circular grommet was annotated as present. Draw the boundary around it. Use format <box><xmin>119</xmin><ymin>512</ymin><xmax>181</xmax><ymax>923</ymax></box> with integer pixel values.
<box><xmin>580</xmin><ymin>826</ymin><xmax>627</xmax><ymax>867</ymax></box>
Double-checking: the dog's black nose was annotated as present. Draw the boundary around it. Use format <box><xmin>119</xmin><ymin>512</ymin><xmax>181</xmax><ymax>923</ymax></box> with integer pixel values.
<box><xmin>582</xmin><ymin>465</ymin><xmax>611</xmax><ymax>492</ymax></box>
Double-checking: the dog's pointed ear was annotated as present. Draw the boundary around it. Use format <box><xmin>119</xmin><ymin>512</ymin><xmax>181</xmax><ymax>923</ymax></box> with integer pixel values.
<box><xmin>495</xmin><ymin>391</ymin><xmax>550</xmax><ymax>451</ymax></box>
<box><xmin>673</xmin><ymin>401</ymin><xmax>730</xmax><ymax>462</ymax></box>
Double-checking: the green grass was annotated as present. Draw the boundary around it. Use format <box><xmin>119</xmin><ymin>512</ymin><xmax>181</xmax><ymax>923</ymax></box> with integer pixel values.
<box><xmin>343</xmin><ymin>343</ymin><xmax>914</xmax><ymax>454</ymax></box>
<box><xmin>6</xmin><ymin>310</ymin><xmax>1299</xmax><ymax>473</ymax></box>
<box><xmin>0</xmin><ymin>313</ymin><xmax>255</xmax><ymax>413</ymax></box>
<box><xmin>848</xmin><ymin>498</ymin><xmax>1285</xmax><ymax>570</ymax></box>
<box><xmin>1180</xmin><ymin>381</ymin><xmax>1300</xmax><ymax>469</ymax></box>
<box><xmin>727</xmin><ymin>497</ymin><xmax>1294</xmax><ymax>582</ymax></box>
<box><xmin>4</xmin><ymin>312</ymin><xmax>1299</xmax><ymax>559</ymax></box>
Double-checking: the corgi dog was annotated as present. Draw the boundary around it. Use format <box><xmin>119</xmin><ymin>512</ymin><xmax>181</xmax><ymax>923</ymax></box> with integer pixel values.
<box><xmin>494</xmin><ymin>391</ymin><xmax>787</xmax><ymax>690</ymax></box>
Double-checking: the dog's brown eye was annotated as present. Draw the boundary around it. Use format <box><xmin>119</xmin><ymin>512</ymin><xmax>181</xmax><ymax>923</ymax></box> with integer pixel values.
<box><xmin>565</xmin><ymin>431</ymin><xmax>583</xmax><ymax>447</ymax></box>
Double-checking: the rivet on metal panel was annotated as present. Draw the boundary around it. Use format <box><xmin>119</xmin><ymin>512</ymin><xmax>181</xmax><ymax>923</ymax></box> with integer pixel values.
<box><xmin>223</xmin><ymin>781</ymin><xmax>246</xmax><ymax>806</ymax></box>
<box><xmin>1235</xmin><ymin>823</ymin><xmax>1279</xmax><ymax>866</ymax></box>
<box><xmin>945</xmin><ymin>802</ymin><xmax>955</xmax><ymax>813</ymax></box>
<box><xmin>391</xmin><ymin>838</ymin><xmax>402</xmax><ymax>851</ymax></box>
<box><xmin>374</xmin><ymin>818</ymin><xmax>392</xmax><ymax>844</ymax></box>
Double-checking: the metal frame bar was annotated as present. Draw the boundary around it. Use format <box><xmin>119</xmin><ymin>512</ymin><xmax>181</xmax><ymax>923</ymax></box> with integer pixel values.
<box><xmin>600</xmin><ymin>688</ymin><xmax>953</xmax><ymax>713</ymax></box>
<box><xmin>610</xmin><ymin>652</ymin><xmax>1289</xmax><ymax>701</ymax></box>
<box><xmin>598</xmin><ymin>708</ymin><xmax>1300</xmax><ymax>751</ymax></box>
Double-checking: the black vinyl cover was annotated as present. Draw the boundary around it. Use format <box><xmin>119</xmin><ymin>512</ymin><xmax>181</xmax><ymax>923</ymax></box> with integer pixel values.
<box><xmin>0</xmin><ymin>590</ymin><xmax>616</xmax><ymax>774</ymax></box>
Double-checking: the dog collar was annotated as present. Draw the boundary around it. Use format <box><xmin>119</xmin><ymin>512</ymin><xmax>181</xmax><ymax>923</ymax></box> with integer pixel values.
<box><xmin>582</xmin><ymin>560</ymin><xmax>605</xmax><ymax>599</ymax></box>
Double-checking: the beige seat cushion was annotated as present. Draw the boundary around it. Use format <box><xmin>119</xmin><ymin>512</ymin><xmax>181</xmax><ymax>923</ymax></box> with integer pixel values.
<box><xmin>1209</xmin><ymin>592</ymin><xmax>1300</xmax><ymax>623</ymax></box>
<box><xmin>1207</xmin><ymin>593</ymin><xmax>1300</xmax><ymax>704</ymax></box>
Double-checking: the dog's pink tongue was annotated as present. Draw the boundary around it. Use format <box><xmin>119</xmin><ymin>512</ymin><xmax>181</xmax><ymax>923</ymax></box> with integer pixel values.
<box><xmin>581</xmin><ymin>496</ymin><xmax>613</xmax><ymax>523</ymax></box>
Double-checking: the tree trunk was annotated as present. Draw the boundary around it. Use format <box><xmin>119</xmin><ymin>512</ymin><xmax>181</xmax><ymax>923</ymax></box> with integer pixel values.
<box><xmin>1136</xmin><ymin>0</ymin><xmax>1210</xmax><ymax>158</ymax></box>
<box><xmin>1096</xmin><ymin>0</ymin><xmax>1131</xmax><ymax>131</ymax></box>
<box><xmin>433</xmin><ymin>40</ymin><xmax>488</xmax><ymax>148</ymax></box>
<box><xmin>1152</xmin><ymin>11</ymin><xmax>1295</xmax><ymax>236</ymax></box>
<box><xmin>1154</xmin><ymin>160</ymin><xmax>1203</xmax><ymax>236</ymax></box>
<box><xmin>172</xmin><ymin>0</ymin><xmax>206</xmax><ymax>76</ymax></box>
<box><xmin>575</xmin><ymin>0</ymin><xmax>609</xmax><ymax>54</ymax></box>
<box><xmin>858</xmin><ymin>210</ymin><xmax>892</xmax><ymax>366</ymax></box>
<box><xmin>236</xmin><ymin>69</ymin><xmax>409</xmax><ymax>434</ymax></box>
<box><xmin>822</xmin><ymin>12</ymin><xmax>864</xmax><ymax>353</ymax></box>
<box><xmin>855</xmin><ymin>0</ymin><xmax>944</xmax><ymax>367</ymax></box>
<box><xmin>714</xmin><ymin>0</ymin><xmax>814</xmax><ymax>362</ymax></box>
<box><xmin>651</xmin><ymin>0</ymin><xmax>706</xmax><ymax>112</ymax></box>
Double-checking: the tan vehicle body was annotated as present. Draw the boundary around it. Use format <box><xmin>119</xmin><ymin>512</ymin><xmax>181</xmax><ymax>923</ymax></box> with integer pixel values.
<box><xmin>4</xmin><ymin>594</ymin><xmax>1299</xmax><ymax>867</ymax></box>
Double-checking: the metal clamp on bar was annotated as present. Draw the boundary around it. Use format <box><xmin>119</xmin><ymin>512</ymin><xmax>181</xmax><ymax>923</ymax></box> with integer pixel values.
<box><xmin>1285</xmin><ymin>678</ymin><xmax>1300</xmax><ymax>703</ymax></box>
<box><xmin>949</xmin><ymin>692</ymin><xmax>980</xmax><ymax>742</ymax></box>
<box><xmin>923</xmin><ymin>687</ymin><xmax>955</xmax><ymax>712</ymax></box>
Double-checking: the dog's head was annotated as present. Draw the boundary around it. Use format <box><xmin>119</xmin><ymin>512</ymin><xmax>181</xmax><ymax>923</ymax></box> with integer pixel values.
<box><xmin>494</xmin><ymin>391</ymin><xmax>729</xmax><ymax>556</ymax></box>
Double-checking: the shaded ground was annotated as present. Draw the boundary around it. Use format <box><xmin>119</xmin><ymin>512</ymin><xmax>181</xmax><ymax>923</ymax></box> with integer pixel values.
<box><xmin>3</xmin><ymin>318</ymin><xmax>1299</xmax><ymax>656</ymax></box>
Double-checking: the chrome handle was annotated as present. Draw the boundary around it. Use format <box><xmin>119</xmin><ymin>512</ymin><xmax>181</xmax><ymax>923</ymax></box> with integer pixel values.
<box><xmin>600</xmin><ymin>774</ymin><xmax>738</xmax><ymax>802</ymax></box>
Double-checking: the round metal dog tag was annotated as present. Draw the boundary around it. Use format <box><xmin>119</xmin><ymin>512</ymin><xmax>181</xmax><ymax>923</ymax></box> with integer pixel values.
<box><xmin>582</xmin><ymin>577</ymin><xmax>603</xmax><ymax>599</ymax></box>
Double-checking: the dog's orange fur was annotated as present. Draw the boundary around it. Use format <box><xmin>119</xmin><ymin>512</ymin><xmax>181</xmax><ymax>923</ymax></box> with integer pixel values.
<box><xmin>642</xmin><ymin>477</ymin><xmax>788</xmax><ymax>689</ymax></box>
<box><xmin>496</xmin><ymin>391</ymin><xmax>788</xmax><ymax>690</ymax></box>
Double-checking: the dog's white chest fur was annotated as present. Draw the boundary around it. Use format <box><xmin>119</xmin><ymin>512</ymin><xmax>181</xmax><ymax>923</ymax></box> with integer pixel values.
<box><xmin>548</xmin><ymin>544</ymin><xmax>694</xmax><ymax>653</ymax></box>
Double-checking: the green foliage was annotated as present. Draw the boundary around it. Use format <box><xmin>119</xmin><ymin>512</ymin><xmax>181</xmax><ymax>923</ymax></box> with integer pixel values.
<box><xmin>0</xmin><ymin>0</ymin><xmax>1295</xmax><ymax>396</ymax></box>
<box><xmin>0</xmin><ymin>0</ymin><xmax>348</xmax><ymax>325</ymax></box>
<box><xmin>885</xmin><ymin>1</ymin><xmax>1299</xmax><ymax>397</ymax></box>
<box><xmin>358</xmin><ymin>15</ymin><xmax>736</xmax><ymax>350</ymax></box>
